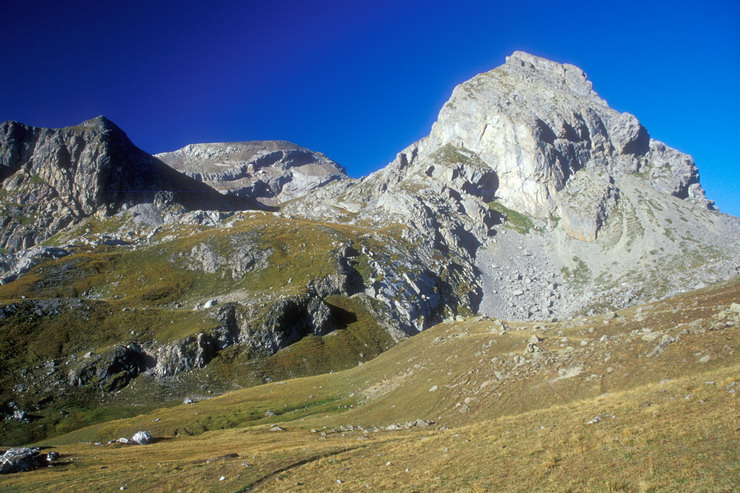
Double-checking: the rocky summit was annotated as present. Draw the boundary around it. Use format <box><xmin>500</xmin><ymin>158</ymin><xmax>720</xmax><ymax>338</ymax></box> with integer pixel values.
<box><xmin>285</xmin><ymin>51</ymin><xmax>738</xmax><ymax>323</ymax></box>
<box><xmin>0</xmin><ymin>116</ymin><xmax>258</xmax><ymax>253</ymax></box>
<box><xmin>156</xmin><ymin>141</ymin><xmax>348</xmax><ymax>205</ymax></box>
<box><xmin>0</xmin><ymin>52</ymin><xmax>738</xmax><ymax>486</ymax></box>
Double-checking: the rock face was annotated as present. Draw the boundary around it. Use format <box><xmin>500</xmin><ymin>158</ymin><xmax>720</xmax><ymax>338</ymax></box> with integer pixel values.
<box><xmin>364</xmin><ymin>51</ymin><xmax>712</xmax><ymax>225</ymax></box>
<box><xmin>0</xmin><ymin>116</ymin><xmax>255</xmax><ymax>253</ymax></box>
<box><xmin>156</xmin><ymin>141</ymin><xmax>348</xmax><ymax>205</ymax></box>
<box><xmin>284</xmin><ymin>51</ymin><xmax>739</xmax><ymax>322</ymax></box>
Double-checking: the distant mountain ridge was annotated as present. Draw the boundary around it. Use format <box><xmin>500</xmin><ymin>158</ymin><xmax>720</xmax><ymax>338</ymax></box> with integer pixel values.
<box><xmin>155</xmin><ymin>141</ymin><xmax>347</xmax><ymax>205</ymax></box>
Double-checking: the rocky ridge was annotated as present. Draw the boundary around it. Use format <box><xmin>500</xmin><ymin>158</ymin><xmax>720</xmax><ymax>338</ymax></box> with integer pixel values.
<box><xmin>155</xmin><ymin>141</ymin><xmax>348</xmax><ymax>205</ymax></box>
<box><xmin>0</xmin><ymin>117</ymin><xmax>256</xmax><ymax>253</ymax></box>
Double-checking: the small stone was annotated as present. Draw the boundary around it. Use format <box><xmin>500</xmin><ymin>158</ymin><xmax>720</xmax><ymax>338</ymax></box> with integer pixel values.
<box><xmin>641</xmin><ymin>332</ymin><xmax>661</xmax><ymax>342</ymax></box>
<box><xmin>428</xmin><ymin>385</ymin><xmax>438</xmax><ymax>392</ymax></box>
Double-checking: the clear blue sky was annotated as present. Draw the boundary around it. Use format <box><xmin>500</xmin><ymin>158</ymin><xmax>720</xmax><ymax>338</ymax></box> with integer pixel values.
<box><xmin>2</xmin><ymin>0</ymin><xmax>738</xmax><ymax>215</ymax></box>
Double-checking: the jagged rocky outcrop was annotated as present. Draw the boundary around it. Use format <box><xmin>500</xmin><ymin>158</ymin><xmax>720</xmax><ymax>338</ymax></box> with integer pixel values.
<box><xmin>0</xmin><ymin>117</ymin><xmax>257</xmax><ymax>253</ymax></box>
<box><xmin>1</xmin><ymin>447</ymin><xmax>58</xmax><ymax>474</ymax></box>
<box><xmin>156</xmin><ymin>141</ymin><xmax>348</xmax><ymax>205</ymax></box>
<box><xmin>285</xmin><ymin>51</ymin><xmax>739</xmax><ymax>321</ymax></box>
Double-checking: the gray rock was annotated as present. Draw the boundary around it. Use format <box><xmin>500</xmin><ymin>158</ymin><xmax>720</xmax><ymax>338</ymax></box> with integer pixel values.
<box><xmin>156</xmin><ymin>141</ymin><xmax>348</xmax><ymax>206</ymax></box>
<box><xmin>0</xmin><ymin>117</ymin><xmax>250</xmax><ymax>254</ymax></box>
<box><xmin>131</xmin><ymin>431</ymin><xmax>154</xmax><ymax>445</ymax></box>
<box><xmin>1</xmin><ymin>447</ymin><xmax>56</xmax><ymax>474</ymax></box>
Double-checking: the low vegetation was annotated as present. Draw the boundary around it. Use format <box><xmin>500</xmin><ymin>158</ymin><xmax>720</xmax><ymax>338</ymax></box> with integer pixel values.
<box><xmin>487</xmin><ymin>200</ymin><xmax>534</xmax><ymax>234</ymax></box>
<box><xmin>1</xmin><ymin>278</ymin><xmax>736</xmax><ymax>491</ymax></box>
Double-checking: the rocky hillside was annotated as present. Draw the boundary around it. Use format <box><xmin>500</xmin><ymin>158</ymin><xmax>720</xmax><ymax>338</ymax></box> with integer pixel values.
<box><xmin>0</xmin><ymin>116</ymin><xmax>256</xmax><ymax>253</ymax></box>
<box><xmin>0</xmin><ymin>52</ymin><xmax>738</xmax><ymax>447</ymax></box>
<box><xmin>284</xmin><ymin>51</ymin><xmax>739</xmax><ymax>322</ymax></box>
<box><xmin>156</xmin><ymin>141</ymin><xmax>348</xmax><ymax>205</ymax></box>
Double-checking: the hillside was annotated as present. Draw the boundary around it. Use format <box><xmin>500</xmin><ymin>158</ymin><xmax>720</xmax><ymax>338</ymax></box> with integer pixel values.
<box><xmin>0</xmin><ymin>279</ymin><xmax>736</xmax><ymax>491</ymax></box>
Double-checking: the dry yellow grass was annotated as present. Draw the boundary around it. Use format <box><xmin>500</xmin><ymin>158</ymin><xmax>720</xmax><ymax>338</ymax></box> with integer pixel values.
<box><xmin>1</xmin><ymin>279</ymin><xmax>737</xmax><ymax>491</ymax></box>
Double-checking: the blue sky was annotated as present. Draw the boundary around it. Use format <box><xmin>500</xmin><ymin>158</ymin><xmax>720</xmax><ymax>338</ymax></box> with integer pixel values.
<box><xmin>2</xmin><ymin>0</ymin><xmax>738</xmax><ymax>215</ymax></box>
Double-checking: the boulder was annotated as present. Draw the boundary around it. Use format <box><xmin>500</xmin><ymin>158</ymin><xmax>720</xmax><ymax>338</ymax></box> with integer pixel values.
<box><xmin>0</xmin><ymin>447</ymin><xmax>56</xmax><ymax>474</ymax></box>
<box><xmin>131</xmin><ymin>431</ymin><xmax>154</xmax><ymax>445</ymax></box>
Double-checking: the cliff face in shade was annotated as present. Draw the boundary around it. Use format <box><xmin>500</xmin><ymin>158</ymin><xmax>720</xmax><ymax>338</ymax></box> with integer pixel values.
<box><xmin>0</xmin><ymin>117</ymin><xmax>257</xmax><ymax>252</ymax></box>
<box><xmin>155</xmin><ymin>141</ymin><xmax>348</xmax><ymax>205</ymax></box>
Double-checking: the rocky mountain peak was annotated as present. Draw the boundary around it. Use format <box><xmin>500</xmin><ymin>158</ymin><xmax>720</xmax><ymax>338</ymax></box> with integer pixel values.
<box><xmin>156</xmin><ymin>140</ymin><xmax>348</xmax><ymax>205</ymax></box>
<box><xmin>78</xmin><ymin>115</ymin><xmax>119</xmax><ymax>130</ymax></box>
<box><xmin>364</xmin><ymin>51</ymin><xmax>710</xmax><ymax>226</ymax></box>
<box><xmin>503</xmin><ymin>51</ymin><xmax>597</xmax><ymax>99</ymax></box>
<box><xmin>0</xmin><ymin>118</ymin><xmax>253</xmax><ymax>252</ymax></box>
<box><xmin>285</xmin><ymin>52</ymin><xmax>736</xmax><ymax>325</ymax></box>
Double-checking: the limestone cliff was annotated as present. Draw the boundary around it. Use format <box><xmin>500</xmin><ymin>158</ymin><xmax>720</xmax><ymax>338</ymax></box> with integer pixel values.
<box><xmin>284</xmin><ymin>51</ymin><xmax>739</xmax><ymax>323</ymax></box>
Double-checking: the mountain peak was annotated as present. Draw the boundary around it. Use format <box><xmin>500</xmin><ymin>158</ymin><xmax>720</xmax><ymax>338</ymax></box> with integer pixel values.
<box><xmin>501</xmin><ymin>51</ymin><xmax>595</xmax><ymax>97</ymax></box>
<box><xmin>156</xmin><ymin>140</ymin><xmax>348</xmax><ymax>205</ymax></box>
<box><xmin>78</xmin><ymin>115</ymin><xmax>120</xmax><ymax>132</ymax></box>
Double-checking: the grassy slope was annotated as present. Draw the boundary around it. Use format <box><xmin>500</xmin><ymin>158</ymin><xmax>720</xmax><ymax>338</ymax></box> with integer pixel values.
<box><xmin>0</xmin><ymin>213</ymin><xmax>400</xmax><ymax>444</ymax></box>
<box><xmin>1</xmin><ymin>278</ymin><xmax>736</xmax><ymax>491</ymax></box>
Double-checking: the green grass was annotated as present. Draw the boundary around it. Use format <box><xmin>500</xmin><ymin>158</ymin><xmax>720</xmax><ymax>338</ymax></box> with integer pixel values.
<box><xmin>561</xmin><ymin>255</ymin><xmax>591</xmax><ymax>287</ymax></box>
<box><xmin>487</xmin><ymin>201</ymin><xmax>535</xmax><ymax>234</ymax></box>
<box><xmin>0</xmin><ymin>213</ymin><xmax>414</xmax><ymax>444</ymax></box>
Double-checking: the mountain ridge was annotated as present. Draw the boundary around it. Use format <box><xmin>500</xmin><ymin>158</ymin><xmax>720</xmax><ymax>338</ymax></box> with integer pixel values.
<box><xmin>155</xmin><ymin>140</ymin><xmax>348</xmax><ymax>205</ymax></box>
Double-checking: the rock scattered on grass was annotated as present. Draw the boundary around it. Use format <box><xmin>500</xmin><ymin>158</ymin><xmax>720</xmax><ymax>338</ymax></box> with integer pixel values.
<box><xmin>0</xmin><ymin>447</ymin><xmax>58</xmax><ymax>474</ymax></box>
<box><xmin>131</xmin><ymin>431</ymin><xmax>154</xmax><ymax>445</ymax></box>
